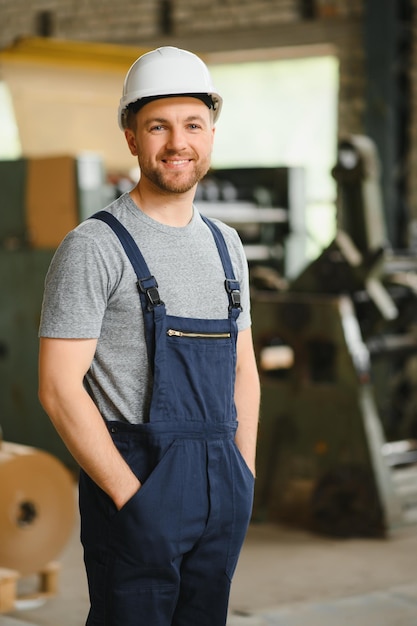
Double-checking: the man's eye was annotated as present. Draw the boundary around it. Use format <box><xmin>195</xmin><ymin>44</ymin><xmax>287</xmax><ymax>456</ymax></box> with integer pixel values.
<box><xmin>150</xmin><ymin>125</ymin><xmax>165</xmax><ymax>131</ymax></box>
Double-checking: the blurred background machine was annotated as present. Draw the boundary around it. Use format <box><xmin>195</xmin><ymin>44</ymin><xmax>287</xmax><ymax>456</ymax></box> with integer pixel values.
<box><xmin>0</xmin><ymin>154</ymin><xmax>112</xmax><ymax>467</ymax></box>
<box><xmin>196</xmin><ymin>166</ymin><xmax>306</xmax><ymax>281</ymax></box>
<box><xmin>249</xmin><ymin>136</ymin><xmax>417</xmax><ymax>537</ymax></box>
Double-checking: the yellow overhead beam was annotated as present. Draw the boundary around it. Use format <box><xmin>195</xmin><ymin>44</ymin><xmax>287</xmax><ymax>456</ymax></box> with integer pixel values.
<box><xmin>0</xmin><ymin>36</ymin><xmax>151</xmax><ymax>72</ymax></box>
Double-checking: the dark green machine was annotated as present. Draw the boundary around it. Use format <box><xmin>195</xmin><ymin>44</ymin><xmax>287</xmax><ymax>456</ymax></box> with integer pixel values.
<box><xmin>0</xmin><ymin>248</ymin><xmax>74</xmax><ymax>464</ymax></box>
<box><xmin>251</xmin><ymin>291</ymin><xmax>399</xmax><ymax>537</ymax></box>
<box><xmin>0</xmin><ymin>158</ymin><xmax>73</xmax><ymax>466</ymax></box>
<box><xmin>252</xmin><ymin>137</ymin><xmax>417</xmax><ymax>537</ymax></box>
<box><xmin>0</xmin><ymin>157</ymin><xmax>109</xmax><ymax>468</ymax></box>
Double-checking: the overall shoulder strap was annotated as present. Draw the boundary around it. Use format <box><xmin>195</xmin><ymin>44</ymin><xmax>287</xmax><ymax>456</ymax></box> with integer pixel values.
<box><xmin>201</xmin><ymin>215</ymin><xmax>242</xmax><ymax>312</ymax></box>
<box><xmin>90</xmin><ymin>210</ymin><xmax>163</xmax><ymax>369</ymax></box>
<box><xmin>90</xmin><ymin>210</ymin><xmax>163</xmax><ymax>311</ymax></box>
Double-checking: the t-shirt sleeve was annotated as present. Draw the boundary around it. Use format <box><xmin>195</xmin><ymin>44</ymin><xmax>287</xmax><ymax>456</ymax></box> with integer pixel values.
<box><xmin>39</xmin><ymin>229</ymin><xmax>111</xmax><ymax>338</ymax></box>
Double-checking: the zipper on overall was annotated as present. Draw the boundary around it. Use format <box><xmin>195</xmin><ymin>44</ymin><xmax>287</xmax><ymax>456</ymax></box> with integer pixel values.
<box><xmin>167</xmin><ymin>329</ymin><xmax>231</xmax><ymax>339</ymax></box>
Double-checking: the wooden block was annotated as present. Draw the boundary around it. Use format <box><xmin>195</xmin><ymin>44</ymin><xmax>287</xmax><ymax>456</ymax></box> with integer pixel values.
<box><xmin>0</xmin><ymin>561</ymin><xmax>61</xmax><ymax>612</ymax></box>
<box><xmin>39</xmin><ymin>561</ymin><xmax>60</xmax><ymax>596</ymax></box>
<box><xmin>0</xmin><ymin>568</ymin><xmax>18</xmax><ymax>613</ymax></box>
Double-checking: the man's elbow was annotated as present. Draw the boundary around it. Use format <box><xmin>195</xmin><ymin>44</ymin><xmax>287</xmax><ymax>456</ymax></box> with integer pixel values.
<box><xmin>38</xmin><ymin>368</ymin><xmax>67</xmax><ymax>420</ymax></box>
<box><xmin>38</xmin><ymin>377</ymin><xmax>58</xmax><ymax>418</ymax></box>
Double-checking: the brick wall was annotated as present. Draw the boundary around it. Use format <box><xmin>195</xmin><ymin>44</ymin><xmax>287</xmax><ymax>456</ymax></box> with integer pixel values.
<box><xmin>0</xmin><ymin>0</ymin><xmax>364</xmax><ymax>48</ymax></box>
<box><xmin>0</xmin><ymin>1</ymin><xmax>368</xmax><ymax>48</ymax></box>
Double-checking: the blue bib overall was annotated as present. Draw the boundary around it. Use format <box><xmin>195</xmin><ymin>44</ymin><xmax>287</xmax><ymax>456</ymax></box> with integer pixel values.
<box><xmin>79</xmin><ymin>211</ymin><xmax>254</xmax><ymax>626</ymax></box>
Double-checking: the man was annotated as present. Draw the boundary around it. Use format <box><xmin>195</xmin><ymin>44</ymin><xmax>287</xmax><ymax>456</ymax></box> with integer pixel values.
<box><xmin>38</xmin><ymin>46</ymin><xmax>260</xmax><ymax>626</ymax></box>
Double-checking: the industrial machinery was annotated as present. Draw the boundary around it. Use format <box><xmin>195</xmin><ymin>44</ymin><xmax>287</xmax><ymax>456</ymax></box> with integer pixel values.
<box><xmin>0</xmin><ymin>154</ymin><xmax>110</xmax><ymax>467</ymax></box>
<box><xmin>249</xmin><ymin>137</ymin><xmax>417</xmax><ymax>537</ymax></box>
<box><xmin>196</xmin><ymin>165</ymin><xmax>305</xmax><ymax>280</ymax></box>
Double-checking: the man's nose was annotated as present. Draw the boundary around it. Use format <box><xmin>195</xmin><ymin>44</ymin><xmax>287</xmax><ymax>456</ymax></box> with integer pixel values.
<box><xmin>166</xmin><ymin>128</ymin><xmax>187</xmax><ymax>151</ymax></box>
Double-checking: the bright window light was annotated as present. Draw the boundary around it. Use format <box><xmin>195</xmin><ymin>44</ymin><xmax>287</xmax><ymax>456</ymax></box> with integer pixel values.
<box><xmin>0</xmin><ymin>82</ymin><xmax>22</xmax><ymax>159</ymax></box>
<box><xmin>208</xmin><ymin>55</ymin><xmax>339</xmax><ymax>261</ymax></box>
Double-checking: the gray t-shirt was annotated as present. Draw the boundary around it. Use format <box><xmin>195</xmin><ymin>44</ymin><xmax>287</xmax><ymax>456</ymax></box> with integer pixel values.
<box><xmin>39</xmin><ymin>193</ymin><xmax>251</xmax><ymax>424</ymax></box>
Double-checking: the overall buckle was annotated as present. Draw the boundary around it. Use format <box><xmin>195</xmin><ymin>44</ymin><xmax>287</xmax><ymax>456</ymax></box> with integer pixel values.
<box><xmin>137</xmin><ymin>276</ymin><xmax>163</xmax><ymax>310</ymax></box>
<box><xmin>225</xmin><ymin>279</ymin><xmax>242</xmax><ymax>310</ymax></box>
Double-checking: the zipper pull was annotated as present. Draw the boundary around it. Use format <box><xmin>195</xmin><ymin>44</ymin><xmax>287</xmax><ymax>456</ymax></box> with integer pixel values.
<box><xmin>167</xmin><ymin>329</ymin><xmax>183</xmax><ymax>337</ymax></box>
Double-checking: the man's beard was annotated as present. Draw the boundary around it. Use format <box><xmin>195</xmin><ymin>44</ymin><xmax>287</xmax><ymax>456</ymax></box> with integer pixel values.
<box><xmin>139</xmin><ymin>153</ymin><xmax>211</xmax><ymax>194</ymax></box>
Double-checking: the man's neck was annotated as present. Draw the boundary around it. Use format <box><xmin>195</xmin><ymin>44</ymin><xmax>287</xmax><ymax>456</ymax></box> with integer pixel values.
<box><xmin>129</xmin><ymin>184</ymin><xmax>195</xmax><ymax>227</ymax></box>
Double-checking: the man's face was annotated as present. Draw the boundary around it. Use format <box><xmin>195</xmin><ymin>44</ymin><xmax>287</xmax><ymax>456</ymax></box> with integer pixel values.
<box><xmin>125</xmin><ymin>96</ymin><xmax>215</xmax><ymax>195</ymax></box>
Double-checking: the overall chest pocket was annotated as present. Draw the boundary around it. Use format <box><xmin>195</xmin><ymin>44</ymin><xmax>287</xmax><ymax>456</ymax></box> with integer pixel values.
<box><xmin>158</xmin><ymin>324</ymin><xmax>237</xmax><ymax>423</ymax></box>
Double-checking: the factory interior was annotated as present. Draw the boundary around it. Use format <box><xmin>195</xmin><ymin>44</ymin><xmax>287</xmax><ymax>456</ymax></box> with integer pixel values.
<box><xmin>3</xmin><ymin>0</ymin><xmax>417</xmax><ymax>624</ymax></box>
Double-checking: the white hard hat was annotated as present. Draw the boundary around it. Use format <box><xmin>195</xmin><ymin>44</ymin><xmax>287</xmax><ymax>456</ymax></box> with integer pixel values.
<box><xmin>118</xmin><ymin>46</ymin><xmax>223</xmax><ymax>130</ymax></box>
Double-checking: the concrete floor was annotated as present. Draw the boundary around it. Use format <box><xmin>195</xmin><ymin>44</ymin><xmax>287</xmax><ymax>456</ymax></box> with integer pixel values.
<box><xmin>3</xmin><ymin>487</ymin><xmax>417</xmax><ymax>626</ymax></box>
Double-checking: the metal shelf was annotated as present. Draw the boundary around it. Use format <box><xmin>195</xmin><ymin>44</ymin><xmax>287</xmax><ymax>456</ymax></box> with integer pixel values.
<box><xmin>196</xmin><ymin>201</ymin><xmax>288</xmax><ymax>225</ymax></box>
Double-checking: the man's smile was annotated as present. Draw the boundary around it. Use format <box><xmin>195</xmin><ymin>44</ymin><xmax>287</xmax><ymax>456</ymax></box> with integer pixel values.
<box><xmin>162</xmin><ymin>158</ymin><xmax>192</xmax><ymax>167</ymax></box>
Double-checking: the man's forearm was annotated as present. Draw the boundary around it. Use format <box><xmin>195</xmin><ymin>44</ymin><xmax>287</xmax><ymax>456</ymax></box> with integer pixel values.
<box><xmin>234</xmin><ymin>329</ymin><xmax>260</xmax><ymax>476</ymax></box>
<box><xmin>234</xmin><ymin>379</ymin><xmax>260</xmax><ymax>476</ymax></box>
<box><xmin>40</xmin><ymin>386</ymin><xmax>140</xmax><ymax>509</ymax></box>
<box><xmin>39</xmin><ymin>337</ymin><xmax>140</xmax><ymax>510</ymax></box>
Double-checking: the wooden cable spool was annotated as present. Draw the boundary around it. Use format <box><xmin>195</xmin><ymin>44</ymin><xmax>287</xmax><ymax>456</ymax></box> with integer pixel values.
<box><xmin>0</xmin><ymin>440</ymin><xmax>75</xmax><ymax>576</ymax></box>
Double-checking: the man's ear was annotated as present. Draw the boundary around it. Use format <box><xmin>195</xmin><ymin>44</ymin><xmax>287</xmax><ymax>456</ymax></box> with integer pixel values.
<box><xmin>125</xmin><ymin>129</ymin><xmax>138</xmax><ymax>156</ymax></box>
